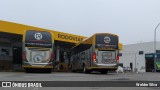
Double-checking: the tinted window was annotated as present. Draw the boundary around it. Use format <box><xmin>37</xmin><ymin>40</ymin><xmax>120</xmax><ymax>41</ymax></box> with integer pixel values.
<box><xmin>96</xmin><ymin>34</ymin><xmax>118</xmax><ymax>49</ymax></box>
<box><xmin>145</xmin><ymin>54</ymin><xmax>154</xmax><ymax>59</ymax></box>
<box><xmin>25</xmin><ymin>30</ymin><xmax>52</xmax><ymax>48</ymax></box>
<box><xmin>139</xmin><ymin>51</ymin><xmax>143</xmax><ymax>55</ymax></box>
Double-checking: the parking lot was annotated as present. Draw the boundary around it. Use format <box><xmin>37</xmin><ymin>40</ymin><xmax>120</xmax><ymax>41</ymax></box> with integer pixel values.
<box><xmin>0</xmin><ymin>72</ymin><xmax>160</xmax><ymax>90</ymax></box>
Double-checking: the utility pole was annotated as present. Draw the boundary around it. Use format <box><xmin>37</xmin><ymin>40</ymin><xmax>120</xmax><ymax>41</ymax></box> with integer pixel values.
<box><xmin>154</xmin><ymin>22</ymin><xmax>160</xmax><ymax>72</ymax></box>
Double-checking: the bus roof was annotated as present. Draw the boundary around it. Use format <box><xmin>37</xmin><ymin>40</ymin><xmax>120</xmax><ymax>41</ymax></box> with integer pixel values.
<box><xmin>72</xmin><ymin>33</ymin><xmax>118</xmax><ymax>48</ymax></box>
<box><xmin>72</xmin><ymin>33</ymin><xmax>123</xmax><ymax>50</ymax></box>
<box><xmin>94</xmin><ymin>33</ymin><xmax>119</xmax><ymax>37</ymax></box>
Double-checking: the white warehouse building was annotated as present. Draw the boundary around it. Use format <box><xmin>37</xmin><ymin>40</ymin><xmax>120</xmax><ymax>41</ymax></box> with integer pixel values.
<box><xmin>119</xmin><ymin>41</ymin><xmax>160</xmax><ymax>73</ymax></box>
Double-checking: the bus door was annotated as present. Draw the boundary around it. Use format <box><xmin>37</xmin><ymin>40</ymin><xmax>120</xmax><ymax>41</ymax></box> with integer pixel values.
<box><xmin>145</xmin><ymin>54</ymin><xmax>154</xmax><ymax>72</ymax></box>
<box><xmin>145</xmin><ymin>58</ymin><xmax>154</xmax><ymax>72</ymax></box>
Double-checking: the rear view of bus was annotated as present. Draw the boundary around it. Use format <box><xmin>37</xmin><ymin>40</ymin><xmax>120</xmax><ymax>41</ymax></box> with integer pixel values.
<box><xmin>93</xmin><ymin>34</ymin><xmax>119</xmax><ymax>74</ymax></box>
<box><xmin>71</xmin><ymin>33</ymin><xmax>120</xmax><ymax>74</ymax></box>
<box><xmin>22</xmin><ymin>30</ymin><xmax>54</xmax><ymax>73</ymax></box>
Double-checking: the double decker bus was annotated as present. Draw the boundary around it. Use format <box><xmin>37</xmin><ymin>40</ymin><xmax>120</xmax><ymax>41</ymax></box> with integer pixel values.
<box><xmin>22</xmin><ymin>30</ymin><xmax>54</xmax><ymax>73</ymax></box>
<box><xmin>70</xmin><ymin>33</ymin><xmax>119</xmax><ymax>74</ymax></box>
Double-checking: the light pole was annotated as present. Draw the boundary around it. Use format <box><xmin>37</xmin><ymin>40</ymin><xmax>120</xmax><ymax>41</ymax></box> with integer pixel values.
<box><xmin>154</xmin><ymin>22</ymin><xmax>160</xmax><ymax>72</ymax></box>
<box><xmin>154</xmin><ymin>23</ymin><xmax>160</xmax><ymax>53</ymax></box>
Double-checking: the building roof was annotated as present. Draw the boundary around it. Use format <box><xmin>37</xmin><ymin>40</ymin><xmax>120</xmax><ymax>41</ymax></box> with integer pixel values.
<box><xmin>0</xmin><ymin>20</ymin><xmax>86</xmax><ymax>43</ymax></box>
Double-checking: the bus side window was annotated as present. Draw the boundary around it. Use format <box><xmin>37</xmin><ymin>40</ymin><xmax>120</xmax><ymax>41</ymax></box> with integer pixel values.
<box><xmin>81</xmin><ymin>52</ymin><xmax>85</xmax><ymax>61</ymax></box>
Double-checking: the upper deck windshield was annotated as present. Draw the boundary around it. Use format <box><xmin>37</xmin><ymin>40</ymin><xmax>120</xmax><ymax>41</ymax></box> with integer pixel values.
<box><xmin>25</xmin><ymin>30</ymin><xmax>52</xmax><ymax>48</ymax></box>
<box><xmin>96</xmin><ymin>34</ymin><xmax>118</xmax><ymax>50</ymax></box>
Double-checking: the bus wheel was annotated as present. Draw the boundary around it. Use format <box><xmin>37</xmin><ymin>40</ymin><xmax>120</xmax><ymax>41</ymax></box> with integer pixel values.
<box><xmin>25</xmin><ymin>69</ymin><xmax>30</xmax><ymax>73</ymax></box>
<box><xmin>71</xmin><ymin>65</ymin><xmax>76</xmax><ymax>72</ymax></box>
<box><xmin>100</xmin><ymin>70</ymin><xmax>108</xmax><ymax>74</ymax></box>
<box><xmin>46</xmin><ymin>69</ymin><xmax>52</xmax><ymax>73</ymax></box>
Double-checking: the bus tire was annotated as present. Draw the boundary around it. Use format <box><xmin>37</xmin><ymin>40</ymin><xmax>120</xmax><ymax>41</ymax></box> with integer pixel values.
<box><xmin>71</xmin><ymin>69</ymin><xmax>76</xmax><ymax>72</ymax></box>
<box><xmin>70</xmin><ymin>65</ymin><xmax>76</xmax><ymax>72</ymax></box>
<box><xmin>47</xmin><ymin>69</ymin><xmax>52</xmax><ymax>73</ymax></box>
<box><xmin>25</xmin><ymin>69</ymin><xmax>30</xmax><ymax>73</ymax></box>
<box><xmin>100</xmin><ymin>70</ymin><xmax>108</xmax><ymax>74</ymax></box>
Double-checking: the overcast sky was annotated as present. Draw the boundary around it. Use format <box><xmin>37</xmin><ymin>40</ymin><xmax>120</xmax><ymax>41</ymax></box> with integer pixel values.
<box><xmin>0</xmin><ymin>0</ymin><xmax>160</xmax><ymax>45</ymax></box>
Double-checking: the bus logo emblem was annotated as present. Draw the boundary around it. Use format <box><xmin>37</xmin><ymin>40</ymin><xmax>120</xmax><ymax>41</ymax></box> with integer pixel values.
<box><xmin>104</xmin><ymin>36</ymin><xmax>110</xmax><ymax>43</ymax></box>
<box><xmin>35</xmin><ymin>33</ymin><xmax>43</xmax><ymax>40</ymax></box>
